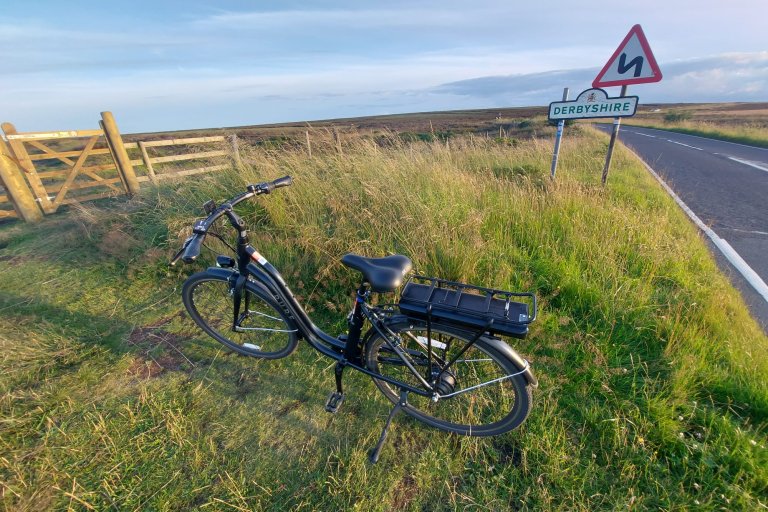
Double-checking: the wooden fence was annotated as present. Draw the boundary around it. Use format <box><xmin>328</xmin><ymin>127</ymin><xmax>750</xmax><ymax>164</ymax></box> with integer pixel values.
<box><xmin>126</xmin><ymin>136</ymin><xmax>234</xmax><ymax>184</ymax></box>
<box><xmin>0</xmin><ymin>112</ymin><xmax>238</xmax><ymax>222</ymax></box>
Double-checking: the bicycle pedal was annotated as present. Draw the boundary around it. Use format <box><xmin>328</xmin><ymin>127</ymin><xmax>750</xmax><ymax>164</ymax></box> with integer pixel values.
<box><xmin>324</xmin><ymin>392</ymin><xmax>345</xmax><ymax>413</ymax></box>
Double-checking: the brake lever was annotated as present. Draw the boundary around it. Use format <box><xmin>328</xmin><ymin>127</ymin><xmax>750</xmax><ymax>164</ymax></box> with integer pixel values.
<box><xmin>169</xmin><ymin>236</ymin><xmax>194</xmax><ymax>266</ymax></box>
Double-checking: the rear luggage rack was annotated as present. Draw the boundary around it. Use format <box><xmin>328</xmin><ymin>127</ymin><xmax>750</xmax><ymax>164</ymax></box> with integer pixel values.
<box><xmin>398</xmin><ymin>275</ymin><xmax>537</xmax><ymax>339</ymax></box>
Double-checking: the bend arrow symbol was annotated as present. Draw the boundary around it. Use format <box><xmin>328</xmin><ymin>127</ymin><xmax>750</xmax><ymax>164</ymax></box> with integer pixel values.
<box><xmin>617</xmin><ymin>53</ymin><xmax>644</xmax><ymax>77</ymax></box>
<box><xmin>593</xmin><ymin>25</ymin><xmax>662</xmax><ymax>87</ymax></box>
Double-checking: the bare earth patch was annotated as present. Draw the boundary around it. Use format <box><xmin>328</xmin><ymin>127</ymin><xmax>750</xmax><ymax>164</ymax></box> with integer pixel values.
<box><xmin>126</xmin><ymin>313</ymin><xmax>194</xmax><ymax>378</ymax></box>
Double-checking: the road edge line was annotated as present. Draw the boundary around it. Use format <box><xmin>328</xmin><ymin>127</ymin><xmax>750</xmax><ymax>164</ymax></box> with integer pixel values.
<box><xmin>625</xmin><ymin>147</ymin><xmax>768</xmax><ymax>304</ymax></box>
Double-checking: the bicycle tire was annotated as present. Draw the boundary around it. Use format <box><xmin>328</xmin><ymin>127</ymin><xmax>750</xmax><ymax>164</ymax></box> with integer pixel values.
<box><xmin>364</xmin><ymin>318</ymin><xmax>532</xmax><ymax>436</ymax></box>
<box><xmin>182</xmin><ymin>271</ymin><xmax>299</xmax><ymax>359</ymax></box>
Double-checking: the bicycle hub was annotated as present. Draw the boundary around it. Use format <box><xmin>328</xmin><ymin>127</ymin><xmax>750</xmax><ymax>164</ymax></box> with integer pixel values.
<box><xmin>433</xmin><ymin>369</ymin><xmax>456</xmax><ymax>396</ymax></box>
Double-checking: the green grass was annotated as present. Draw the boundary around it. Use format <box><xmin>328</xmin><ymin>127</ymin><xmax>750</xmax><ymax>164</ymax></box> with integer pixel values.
<box><xmin>1</xmin><ymin>130</ymin><xmax>767</xmax><ymax>510</ymax></box>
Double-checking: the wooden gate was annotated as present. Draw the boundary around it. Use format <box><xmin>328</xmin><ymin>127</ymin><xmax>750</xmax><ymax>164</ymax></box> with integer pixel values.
<box><xmin>1</xmin><ymin>122</ymin><xmax>127</xmax><ymax>214</ymax></box>
<box><xmin>0</xmin><ymin>112</ymin><xmax>238</xmax><ymax>222</ymax></box>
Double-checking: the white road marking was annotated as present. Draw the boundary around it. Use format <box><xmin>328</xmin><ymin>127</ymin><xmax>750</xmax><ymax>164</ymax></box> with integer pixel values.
<box><xmin>635</xmin><ymin>132</ymin><xmax>656</xmax><ymax>138</ymax></box>
<box><xmin>625</xmin><ymin>126</ymin><xmax>768</xmax><ymax>151</ymax></box>
<box><xmin>625</xmin><ymin>147</ymin><xmax>768</xmax><ymax>305</ymax></box>
<box><xmin>668</xmin><ymin>140</ymin><xmax>703</xmax><ymax>151</ymax></box>
<box><xmin>728</xmin><ymin>228</ymin><xmax>768</xmax><ymax>236</ymax></box>
<box><xmin>727</xmin><ymin>156</ymin><xmax>768</xmax><ymax>173</ymax></box>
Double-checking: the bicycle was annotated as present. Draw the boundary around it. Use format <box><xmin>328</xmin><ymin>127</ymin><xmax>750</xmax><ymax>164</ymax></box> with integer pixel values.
<box><xmin>171</xmin><ymin>176</ymin><xmax>538</xmax><ymax>462</ymax></box>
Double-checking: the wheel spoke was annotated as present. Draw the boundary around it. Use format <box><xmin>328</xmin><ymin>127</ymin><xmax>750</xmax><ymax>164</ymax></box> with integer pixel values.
<box><xmin>246</xmin><ymin>309</ymin><xmax>284</xmax><ymax>322</ymax></box>
<box><xmin>182</xmin><ymin>273</ymin><xmax>298</xmax><ymax>359</ymax></box>
<box><xmin>365</xmin><ymin>321</ymin><xmax>531</xmax><ymax>436</ymax></box>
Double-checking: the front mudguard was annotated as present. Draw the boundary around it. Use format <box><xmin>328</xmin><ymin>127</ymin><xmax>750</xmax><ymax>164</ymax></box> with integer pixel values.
<box><xmin>201</xmin><ymin>265</ymin><xmax>302</xmax><ymax>336</ymax></box>
<box><xmin>203</xmin><ymin>266</ymin><xmax>276</xmax><ymax>297</ymax></box>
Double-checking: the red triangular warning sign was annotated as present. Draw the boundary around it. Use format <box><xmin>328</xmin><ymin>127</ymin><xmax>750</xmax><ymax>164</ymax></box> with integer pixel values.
<box><xmin>593</xmin><ymin>25</ymin><xmax>662</xmax><ymax>88</ymax></box>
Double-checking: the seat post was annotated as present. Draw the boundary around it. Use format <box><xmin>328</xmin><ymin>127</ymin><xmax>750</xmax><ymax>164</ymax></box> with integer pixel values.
<box><xmin>342</xmin><ymin>281</ymin><xmax>368</xmax><ymax>362</ymax></box>
<box><xmin>325</xmin><ymin>280</ymin><xmax>368</xmax><ymax>414</ymax></box>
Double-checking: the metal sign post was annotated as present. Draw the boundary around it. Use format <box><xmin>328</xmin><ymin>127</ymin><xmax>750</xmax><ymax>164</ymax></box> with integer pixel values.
<box><xmin>550</xmin><ymin>87</ymin><xmax>569</xmax><ymax>180</ymax></box>
<box><xmin>601</xmin><ymin>84</ymin><xmax>628</xmax><ymax>185</ymax></box>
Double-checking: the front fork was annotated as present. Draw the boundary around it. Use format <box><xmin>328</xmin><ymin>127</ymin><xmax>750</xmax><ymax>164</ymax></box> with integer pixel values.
<box><xmin>230</xmin><ymin>210</ymin><xmax>255</xmax><ymax>332</ymax></box>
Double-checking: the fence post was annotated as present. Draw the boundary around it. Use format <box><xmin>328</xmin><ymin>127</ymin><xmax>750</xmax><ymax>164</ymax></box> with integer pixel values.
<box><xmin>100</xmin><ymin>111</ymin><xmax>140</xmax><ymax>195</ymax></box>
<box><xmin>137</xmin><ymin>141</ymin><xmax>157</xmax><ymax>184</ymax></box>
<box><xmin>333</xmin><ymin>129</ymin><xmax>343</xmax><ymax>155</ymax></box>
<box><xmin>305</xmin><ymin>130</ymin><xmax>312</xmax><ymax>158</ymax></box>
<box><xmin>0</xmin><ymin>137</ymin><xmax>43</xmax><ymax>222</ymax></box>
<box><xmin>2</xmin><ymin>122</ymin><xmax>54</xmax><ymax>213</ymax></box>
<box><xmin>230</xmin><ymin>134</ymin><xmax>242</xmax><ymax>168</ymax></box>
<box><xmin>100</xmin><ymin>120</ymin><xmax>126</xmax><ymax>191</ymax></box>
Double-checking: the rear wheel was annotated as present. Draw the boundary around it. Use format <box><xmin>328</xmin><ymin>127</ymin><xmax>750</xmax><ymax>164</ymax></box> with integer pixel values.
<box><xmin>182</xmin><ymin>271</ymin><xmax>299</xmax><ymax>359</ymax></box>
<box><xmin>364</xmin><ymin>319</ymin><xmax>532</xmax><ymax>436</ymax></box>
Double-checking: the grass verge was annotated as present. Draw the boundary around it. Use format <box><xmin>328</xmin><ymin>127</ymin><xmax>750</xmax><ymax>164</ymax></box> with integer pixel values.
<box><xmin>1</xmin><ymin>131</ymin><xmax>766</xmax><ymax>510</ymax></box>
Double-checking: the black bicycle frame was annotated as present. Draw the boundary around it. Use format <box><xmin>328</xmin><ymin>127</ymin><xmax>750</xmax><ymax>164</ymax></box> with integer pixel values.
<box><xmin>220</xmin><ymin>212</ymin><xmax>437</xmax><ymax>398</ymax></box>
<box><xmin>248</xmin><ymin>261</ymin><xmax>437</xmax><ymax>397</ymax></box>
<box><xmin>205</xmin><ymin>199</ymin><xmax>528</xmax><ymax>399</ymax></box>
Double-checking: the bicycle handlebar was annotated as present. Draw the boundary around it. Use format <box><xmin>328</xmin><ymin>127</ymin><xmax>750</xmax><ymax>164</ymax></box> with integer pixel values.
<box><xmin>171</xmin><ymin>175</ymin><xmax>293</xmax><ymax>265</ymax></box>
<box><xmin>253</xmin><ymin>174</ymin><xmax>292</xmax><ymax>194</ymax></box>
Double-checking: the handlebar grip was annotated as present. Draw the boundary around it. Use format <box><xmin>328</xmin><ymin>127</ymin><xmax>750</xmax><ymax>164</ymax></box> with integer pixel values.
<box><xmin>261</xmin><ymin>175</ymin><xmax>292</xmax><ymax>193</ymax></box>
<box><xmin>182</xmin><ymin>234</ymin><xmax>205</xmax><ymax>263</ymax></box>
<box><xmin>270</xmin><ymin>175</ymin><xmax>293</xmax><ymax>189</ymax></box>
<box><xmin>247</xmin><ymin>175</ymin><xmax>293</xmax><ymax>195</ymax></box>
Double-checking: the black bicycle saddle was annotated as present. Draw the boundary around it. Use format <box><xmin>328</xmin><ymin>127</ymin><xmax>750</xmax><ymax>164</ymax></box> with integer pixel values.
<box><xmin>341</xmin><ymin>254</ymin><xmax>413</xmax><ymax>293</ymax></box>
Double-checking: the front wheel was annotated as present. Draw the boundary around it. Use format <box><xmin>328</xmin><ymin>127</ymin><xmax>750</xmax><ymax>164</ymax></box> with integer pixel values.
<box><xmin>364</xmin><ymin>319</ymin><xmax>532</xmax><ymax>436</ymax></box>
<box><xmin>182</xmin><ymin>271</ymin><xmax>299</xmax><ymax>359</ymax></box>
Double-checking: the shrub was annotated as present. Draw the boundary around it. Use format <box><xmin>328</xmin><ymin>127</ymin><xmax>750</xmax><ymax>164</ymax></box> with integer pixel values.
<box><xmin>664</xmin><ymin>110</ymin><xmax>692</xmax><ymax>122</ymax></box>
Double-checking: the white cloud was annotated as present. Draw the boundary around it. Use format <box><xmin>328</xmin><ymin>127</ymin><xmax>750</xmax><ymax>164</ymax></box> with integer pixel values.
<box><xmin>194</xmin><ymin>8</ymin><xmax>477</xmax><ymax>29</ymax></box>
<box><xmin>3</xmin><ymin>52</ymin><xmax>766</xmax><ymax>133</ymax></box>
<box><xmin>435</xmin><ymin>52</ymin><xmax>768</xmax><ymax>104</ymax></box>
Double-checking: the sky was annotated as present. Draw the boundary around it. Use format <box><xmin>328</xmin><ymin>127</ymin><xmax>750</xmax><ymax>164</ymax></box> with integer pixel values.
<box><xmin>1</xmin><ymin>0</ymin><xmax>766</xmax><ymax>133</ymax></box>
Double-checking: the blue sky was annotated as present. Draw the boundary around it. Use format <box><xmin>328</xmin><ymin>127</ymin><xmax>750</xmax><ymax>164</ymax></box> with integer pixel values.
<box><xmin>1</xmin><ymin>1</ymin><xmax>766</xmax><ymax>133</ymax></box>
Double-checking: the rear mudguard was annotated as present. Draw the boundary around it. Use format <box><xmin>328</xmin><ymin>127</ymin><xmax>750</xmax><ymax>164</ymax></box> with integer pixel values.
<box><xmin>376</xmin><ymin>314</ymin><xmax>538</xmax><ymax>388</ymax></box>
<box><xmin>484</xmin><ymin>336</ymin><xmax>538</xmax><ymax>388</ymax></box>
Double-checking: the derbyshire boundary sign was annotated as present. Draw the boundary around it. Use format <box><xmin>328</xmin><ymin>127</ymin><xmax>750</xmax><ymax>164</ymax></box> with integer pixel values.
<box><xmin>548</xmin><ymin>88</ymin><xmax>638</xmax><ymax>121</ymax></box>
<box><xmin>548</xmin><ymin>24</ymin><xmax>662</xmax><ymax>183</ymax></box>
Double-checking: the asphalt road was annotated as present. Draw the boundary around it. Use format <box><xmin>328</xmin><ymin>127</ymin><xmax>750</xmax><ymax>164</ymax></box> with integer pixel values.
<box><xmin>595</xmin><ymin>124</ymin><xmax>768</xmax><ymax>333</ymax></box>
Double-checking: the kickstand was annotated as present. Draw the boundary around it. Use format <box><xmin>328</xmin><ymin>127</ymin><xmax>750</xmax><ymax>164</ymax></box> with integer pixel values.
<box><xmin>325</xmin><ymin>361</ymin><xmax>346</xmax><ymax>413</ymax></box>
<box><xmin>369</xmin><ymin>389</ymin><xmax>408</xmax><ymax>464</ymax></box>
